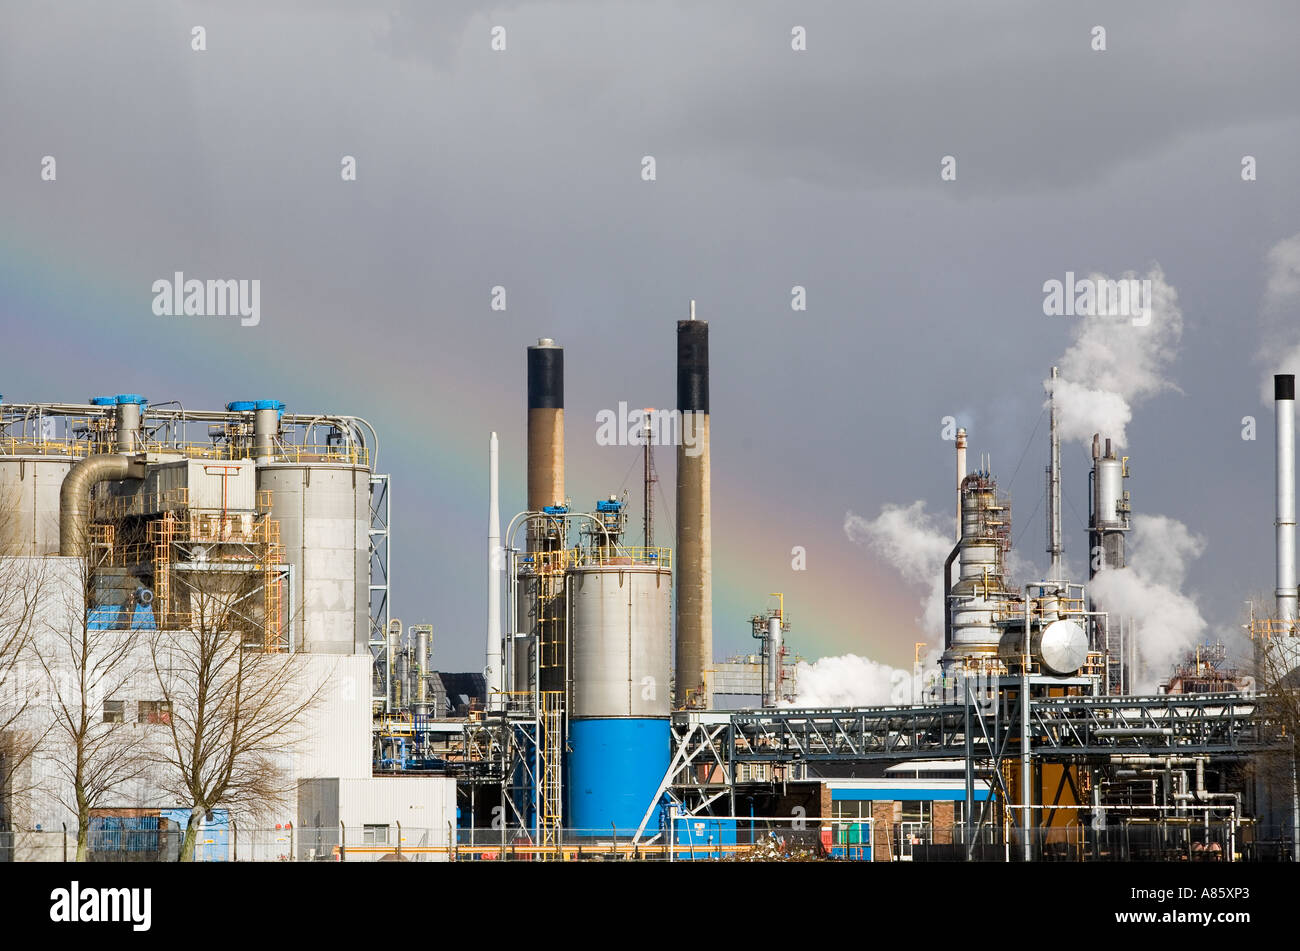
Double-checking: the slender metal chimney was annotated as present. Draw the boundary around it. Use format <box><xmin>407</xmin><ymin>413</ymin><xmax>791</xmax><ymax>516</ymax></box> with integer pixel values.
<box><xmin>487</xmin><ymin>432</ymin><xmax>503</xmax><ymax>710</ymax></box>
<box><xmin>1047</xmin><ymin>367</ymin><xmax>1062</xmax><ymax>582</ymax></box>
<box><xmin>955</xmin><ymin>428</ymin><xmax>967</xmax><ymax>541</ymax></box>
<box><xmin>1276</xmin><ymin>374</ymin><xmax>1297</xmax><ymax>624</ymax></box>
<box><xmin>676</xmin><ymin>304</ymin><xmax>711</xmax><ymax>709</ymax></box>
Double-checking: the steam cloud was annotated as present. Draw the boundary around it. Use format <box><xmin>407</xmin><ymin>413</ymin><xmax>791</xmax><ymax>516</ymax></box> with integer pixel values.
<box><xmin>788</xmin><ymin>653</ymin><xmax>919</xmax><ymax>707</ymax></box>
<box><xmin>1260</xmin><ymin>232</ymin><xmax>1300</xmax><ymax>398</ymax></box>
<box><xmin>1087</xmin><ymin>514</ymin><xmax>1208</xmax><ymax>691</ymax></box>
<box><xmin>843</xmin><ymin>502</ymin><xmax>951</xmax><ymax>639</ymax></box>
<box><xmin>1047</xmin><ymin>265</ymin><xmax>1183</xmax><ymax>447</ymax></box>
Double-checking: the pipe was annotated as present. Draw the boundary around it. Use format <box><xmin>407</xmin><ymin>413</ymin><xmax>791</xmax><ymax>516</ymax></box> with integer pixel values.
<box><xmin>487</xmin><ymin>432</ymin><xmax>503</xmax><ymax>711</ymax></box>
<box><xmin>1276</xmin><ymin>374</ymin><xmax>1297</xmax><ymax>624</ymax></box>
<box><xmin>943</xmin><ymin>544</ymin><xmax>960</xmax><ymax>651</ymax></box>
<box><xmin>675</xmin><ymin>308</ymin><xmax>712</xmax><ymax>709</ymax></box>
<box><xmin>59</xmin><ymin>453</ymin><xmax>147</xmax><ymax>555</ymax></box>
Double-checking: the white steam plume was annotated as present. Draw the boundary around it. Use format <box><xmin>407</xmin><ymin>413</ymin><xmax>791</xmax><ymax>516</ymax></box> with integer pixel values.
<box><xmin>843</xmin><ymin>502</ymin><xmax>952</xmax><ymax>640</ymax></box>
<box><xmin>1047</xmin><ymin>265</ymin><xmax>1183</xmax><ymax>447</ymax></box>
<box><xmin>788</xmin><ymin>654</ymin><xmax>920</xmax><ymax>708</ymax></box>
<box><xmin>1087</xmin><ymin>514</ymin><xmax>1207</xmax><ymax>691</ymax></box>
<box><xmin>1259</xmin><ymin>232</ymin><xmax>1300</xmax><ymax>399</ymax></box>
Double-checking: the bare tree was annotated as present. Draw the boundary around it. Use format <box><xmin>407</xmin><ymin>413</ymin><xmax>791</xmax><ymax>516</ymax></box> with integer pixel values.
<box><xmin>149</xmin><ymin>565</ymin><xmax>324</xmax><ymax>861</ymax></box>
<box><xmin>34</xmin><ymin>553</ymin><xmax>153</xmax><ymax>861</ymax></box>
<box><xmin>0</xmin><ymin>555</ymin><xmax>53</xmax><ymax>833</ymax></box>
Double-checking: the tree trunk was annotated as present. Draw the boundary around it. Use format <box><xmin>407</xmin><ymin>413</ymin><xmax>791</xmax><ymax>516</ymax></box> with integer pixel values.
<box><xmin>75</xmin><ymin>821</ymin><xmax>89</xmax><ymax>862</ymax></box>
<box><xmin>75</xmin><ymin>790</ymin><xmax>90</xmax><ymax>862</ymax></box>
<box><xmin>178</xmin><ymin>807</ymin><xmax>204</xmax><ymax>862</ymax></box>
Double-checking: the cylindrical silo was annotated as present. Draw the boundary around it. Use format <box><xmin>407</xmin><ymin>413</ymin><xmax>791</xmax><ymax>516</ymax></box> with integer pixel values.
<box><xmin>258</xmin><ymin>462</ymin><xmax>370</xmax><ymax>654</ymax></box>
<box><xmin>565</xmin><ymin>559</ymin><xmax>672</xmax><ymax>836</ymax></box>
<box><xmin>0</xmin><ymin>455</ymin><xmax>75</xmax><ymax>555</ymax></box>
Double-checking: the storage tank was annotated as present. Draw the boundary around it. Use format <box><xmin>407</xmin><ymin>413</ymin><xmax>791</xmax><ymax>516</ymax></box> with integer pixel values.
<box><xmin>0</xmin><ymin>455</ymin><xmax>75</xmax><ymax>555</ymax></box>
<box><xmin>258</xmin><ymin>463</ymin><xmax>370</xmax><ymax>654</ymax></box>
<box><xmin>565</xmin><ymin>558</ymin><xmax>671</xmax><ymax>836</ymax></box>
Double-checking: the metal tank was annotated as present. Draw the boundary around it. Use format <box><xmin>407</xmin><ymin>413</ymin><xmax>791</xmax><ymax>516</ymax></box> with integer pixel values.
<box><xmin>258</xmin><ymin>462</ymin><xmax>370</xmax><ymax>655</ymax></box>
<box><xmin>0</xmin><ymin>455</ymin><xmax>75</xmax><ymax>555</ymax></box>
<box><xmin>565</xmin><ymin>557</ymin><xmax>672</xmax><ymax>836</ymax></box>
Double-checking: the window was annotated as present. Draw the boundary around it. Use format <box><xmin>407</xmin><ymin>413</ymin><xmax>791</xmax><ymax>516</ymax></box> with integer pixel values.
<box><xmin>363</xmin><ymin>824</ymin><xmax>389</xmax><ymax>845</ymax></box>
<box><xmin>138</xmin><ymin>700</ymin><xmax>172</xmax><ymax>725</ymax></box>
<box><xmin>102</xmin><ymin>700</ymin><xmax>125</xmax><ymax>724</ymax></box>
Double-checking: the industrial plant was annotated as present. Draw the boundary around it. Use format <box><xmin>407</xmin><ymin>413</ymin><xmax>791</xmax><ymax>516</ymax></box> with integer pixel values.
<box><xmin>0</xmin><ymin>311</ymin><xmax>1297</xmax><ymax>863</ymax></box>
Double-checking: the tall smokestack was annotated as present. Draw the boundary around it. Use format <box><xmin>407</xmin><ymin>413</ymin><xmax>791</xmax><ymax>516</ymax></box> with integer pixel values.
<box><xmin>1276</xmin><ymin>374</ymin><xmax>1297</xmax><ymax>624</ymax></box>
<box><xmin>486</xmin><ymin>432</ymin><xmax>503</xmax><ymax>710</ymax></box>
<box><xmin>527</xmin><ymin>339</ymin><xmax>564</xmax><ymax>546</ymax></box>
<box><xmin>1047</xmin><ymin>367</ymin><xmax>1062</xmax><ymax>582</ymax></box>
<box><xmin>676</xmin><ymin>303</ymin><xmax>711</xmax><ymax>708</ymax></box>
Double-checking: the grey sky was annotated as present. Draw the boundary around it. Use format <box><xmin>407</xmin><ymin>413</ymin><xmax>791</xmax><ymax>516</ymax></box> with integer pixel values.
<box><xmin>2</xmin><ymin>1</ymin><xmax>1298</xmax><ymax>670</ymax></box>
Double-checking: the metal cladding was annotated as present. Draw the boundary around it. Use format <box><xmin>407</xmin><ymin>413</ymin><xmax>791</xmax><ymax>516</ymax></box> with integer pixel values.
<box><xmin>0</xmin><ymin>456</ymin><xmax>74</xmax><ymax>555</ymax></box>
<box><xmin>526</xmin><ymin>339</ymin><xmax>565</xmax><ymax>521</ymax></box>
<box><xmin>675</xmin><ymin>314</ymin><xmax>712</xmax><ymax>708</ymax></box>
<box><xmin>259</xmin><ymin>462</ymin><xmax>371</xmax><ymax>654</ymax></box>
<box><xmin>568</xmin><ymin>563</ymin><xmax>672</xmax><ymax>719</ymax></box>
<box><xmin>565</xmin><ymin>718</ymin><xmax>670</xmax><ymax>836</ymax></box>
<box><xmin>1277</xmin><ymin>374</ymin><xmax>1297</xmax><ymax>623</ymax></box>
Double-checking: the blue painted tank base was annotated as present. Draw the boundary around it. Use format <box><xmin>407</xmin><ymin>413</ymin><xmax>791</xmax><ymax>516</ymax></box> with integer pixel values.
<box><xmin>565</xmin><ymin>718</ymin><xmax>670</xmax><ymax>836</ymax></box>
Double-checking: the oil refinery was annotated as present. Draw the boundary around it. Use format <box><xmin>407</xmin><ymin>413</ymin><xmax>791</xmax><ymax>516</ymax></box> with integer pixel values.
<box><xmin>0</xmin><ymin>311</ymin><xmax>1296</xmax><ymax>864</ymax></box>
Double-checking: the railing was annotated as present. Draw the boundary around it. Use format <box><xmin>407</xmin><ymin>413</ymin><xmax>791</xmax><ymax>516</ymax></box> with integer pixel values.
<box><xmin>521</xmin><ymin>547</ymin><xmax>672</xmax><ymax>573</ymax></box>
<box><xmin>0</xmin><ymin>436</ymin><xmax>369</xmax><ymax>467</ymax></box>
<box><xmin>1249</xmin><ymin>618</ymin><xmax>1299</xmax><ymax>639</ymax></box>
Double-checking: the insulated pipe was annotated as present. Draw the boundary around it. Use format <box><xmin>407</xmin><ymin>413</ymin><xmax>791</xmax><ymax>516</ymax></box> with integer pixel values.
<box><xmin>59</xmin><ymin>453</ymin><xmax>148</xmax><ymax>555</ymax></box>
<box><xmin>1276</xmin><ymin>374</ymin><xmax>1297</xmax><ymax>624</ymax></box>
<box><xmin>943</xmin><ymin>544</ymin><xmax>960</xmax><ymax>651</ymax></box>
<box><xmin>675</xmin><ymin>307</ymin><xmax>711</xmax><ymax>709</ymax></box>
